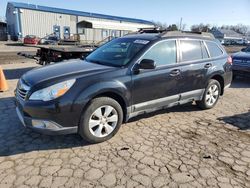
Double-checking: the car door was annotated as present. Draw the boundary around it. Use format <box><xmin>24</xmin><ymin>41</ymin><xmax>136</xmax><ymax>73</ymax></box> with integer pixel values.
<box><xmin>131</xmin><ymin>39</ymin><xmax>181</xmax><ymax>112</ymax></box>
<box><xmin>177</xmin><ymin>39</ymin><xmax>210</xmax><ymax>101</ymax></box>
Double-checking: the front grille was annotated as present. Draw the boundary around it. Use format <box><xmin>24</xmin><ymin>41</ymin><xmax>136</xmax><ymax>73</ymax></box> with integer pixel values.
<box><xmin>17</xmin><ymin>88</ymin><xmax>28</xmax><ymax>100</ymax></box>
<box><xmin>16</xmin><ymin>79</ymin><xmax>30</xmax><ymax>100</ymax></box>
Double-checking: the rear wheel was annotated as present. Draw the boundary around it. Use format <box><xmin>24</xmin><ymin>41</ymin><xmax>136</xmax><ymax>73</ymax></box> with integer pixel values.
<box><xmin>79</xmin><ymin>97</ymin><xmax>123</xmax><ymax>143</ymax></box>
<box><xmin>197</xmin><ymin>79</ymin><xmax>221</xmax><ymax>110</ymax></box>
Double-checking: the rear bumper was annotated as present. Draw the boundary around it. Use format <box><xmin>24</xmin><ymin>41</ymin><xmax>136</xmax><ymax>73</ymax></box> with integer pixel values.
<box><xmin>16</xmin><ymin>107</ymin><xmax>77</xmax><ymax>135</ymax></box>
<box><xmin>232</xmin><ymin>65</ymin><xmax>250</xmax><ymax>77</ymax></box>
<box><xmin>233</xmin><ymin>70</ymin><xmax>250</xmax><ymax>77</ymax></box>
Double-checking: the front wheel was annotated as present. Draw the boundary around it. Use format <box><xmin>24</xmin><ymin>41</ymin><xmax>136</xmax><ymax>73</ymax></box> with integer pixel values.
<box><xmin>79</xmin><ymin>97</ymin><xmax>123</xmax><ymax>143</ymax></box>
<box><xmin>197</xmin><ymin>79</ymin><xmax>221</xmax><ymax>110</ymax></box>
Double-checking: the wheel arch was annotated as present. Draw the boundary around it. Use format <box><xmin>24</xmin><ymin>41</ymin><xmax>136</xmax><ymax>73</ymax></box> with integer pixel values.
<box><xmin>209</xmin><ymin>74</ymin><xmax>225</xmax><ymax>95</ymax></box>
<box><xmin>74</xmin><ymin>81</ymin><xmax>130</xmax><ymax>124</ymax></box>
<box><xmin>93</xmin><ymin>91</ymin><xmax>128</xmax><ymax>122</ymax></box>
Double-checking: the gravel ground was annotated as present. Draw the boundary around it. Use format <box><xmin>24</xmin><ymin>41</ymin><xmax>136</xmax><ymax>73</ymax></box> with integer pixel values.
<box><xmin>0</xmin><ymin>62</ymin><xmax>250</xmax><ymax>188</ymax></box>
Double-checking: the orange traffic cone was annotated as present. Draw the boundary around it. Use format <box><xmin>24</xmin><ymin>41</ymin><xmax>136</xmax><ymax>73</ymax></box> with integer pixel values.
<box><xmin>0</xmin><ymin>66</ymin><xmax>8</xmax><ymax>92</ymax></box>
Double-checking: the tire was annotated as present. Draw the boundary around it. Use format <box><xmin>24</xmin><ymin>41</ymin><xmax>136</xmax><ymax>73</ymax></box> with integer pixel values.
<box><xmin>197</xmin><ymin>79</ymin><xmax>221</xmax><ymax>110</ymax></box>
<box><xmin>79</xmin><ymin>97</ymin><xmax>123</xmax><ymax>143</ymax></box>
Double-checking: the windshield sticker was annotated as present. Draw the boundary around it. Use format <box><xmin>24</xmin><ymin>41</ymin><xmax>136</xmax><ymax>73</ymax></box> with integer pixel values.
<box><xmin>134</xmin><ymin>40</ymin><xmax>150</xmax><ymax>45</ymax></box>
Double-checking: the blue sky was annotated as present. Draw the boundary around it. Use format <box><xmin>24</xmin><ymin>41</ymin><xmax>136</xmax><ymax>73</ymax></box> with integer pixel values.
<box><xmin>0</xmin><ymin>0</ymin><xmax>249</xmax><ymax>28</ymax></box>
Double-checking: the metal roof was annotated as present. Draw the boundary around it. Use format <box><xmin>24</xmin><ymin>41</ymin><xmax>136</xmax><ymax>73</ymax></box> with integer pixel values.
<box><xmin>218</xmin><ymin>29</ymin><xmax>243</xmax><ymax>38</ymax></box>
<box><xmin>8</xmin><ymin>2</ymin><xmax>154</xmax><ymax>25</ymax></box>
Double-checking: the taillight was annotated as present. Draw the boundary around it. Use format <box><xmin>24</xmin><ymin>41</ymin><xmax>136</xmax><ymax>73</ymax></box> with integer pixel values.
<box><xmin>227</xmin><ymin>56</ymin><xmax>233</xmax><ymax>65</ymax></box>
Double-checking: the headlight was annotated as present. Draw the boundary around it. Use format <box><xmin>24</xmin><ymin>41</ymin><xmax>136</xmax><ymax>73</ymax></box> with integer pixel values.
<box><xmin>29</xmin><ymin>79</ymin><xmax>76</xmax><ymax>101</ymax></box>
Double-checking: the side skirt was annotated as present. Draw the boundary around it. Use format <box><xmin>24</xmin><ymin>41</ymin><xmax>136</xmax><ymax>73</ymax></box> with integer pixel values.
<box><xmin>126</xmin><ymin>89</ymin><xmax>205</xmax><ymax>121</ymax></box>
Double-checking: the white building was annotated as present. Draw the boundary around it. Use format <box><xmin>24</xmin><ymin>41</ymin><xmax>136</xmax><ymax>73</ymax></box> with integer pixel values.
<box><xmin>6</xmin><ymin>2</ymin><xmax>154</xmax><ymax>42</ymax></box>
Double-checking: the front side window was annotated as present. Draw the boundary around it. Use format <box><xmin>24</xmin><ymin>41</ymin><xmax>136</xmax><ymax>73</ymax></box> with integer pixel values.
<box><xmin>180</xmin><ymin>40</ymin><xmax>203</xmax><ymax>62</ymax></box>
<box><xmin>142</xmin><ymin>40</ymin><xmax>177</xmax><ymax>66</ymax></box>
<box><xmin>86</xmin><ymin>38</ymin><xmax>149</xmax><ymax>67</ymax></box>
<box><xmin>206</xmin><ymin>41</ymin><xmax>223</xmax><ymax>57</ymax></box>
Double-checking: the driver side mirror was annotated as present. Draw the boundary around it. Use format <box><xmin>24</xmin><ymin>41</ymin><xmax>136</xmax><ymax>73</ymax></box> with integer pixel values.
<box><xmin>139</xmin><ymin>59</ymin><xmax>156</xmax><ymax>69</ymax></box>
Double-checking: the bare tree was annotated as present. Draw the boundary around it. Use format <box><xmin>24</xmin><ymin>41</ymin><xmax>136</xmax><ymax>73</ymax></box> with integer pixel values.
<box><xmin>167</xmin><ymin>24</ymin><xmax>178</xmax><ymax>31</ymax></box>
<box><xmin>191</xmin><ymin>23</ymin><xmax>211</xmax><ymax>32</ymax></box>
<box><xmin>217</xmin><ymin>24</ymin><xmax>249</xmax><ymax>35</ymax></box>
<box><xmin>180</xmin><ymin>23</ymin><xmax>187</xmax><ymax>31</ymax></box>
<box><xmin>152</xmin><ymin>21</ymin><xmax>168</xmax><ymax>29</ymax></box>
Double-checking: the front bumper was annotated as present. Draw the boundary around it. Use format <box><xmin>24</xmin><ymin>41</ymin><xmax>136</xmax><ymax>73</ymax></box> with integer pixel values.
<box><xmin>16</xmin><ymin>106</ymin><xmax>77</xmax><ymax>135</ymax></box>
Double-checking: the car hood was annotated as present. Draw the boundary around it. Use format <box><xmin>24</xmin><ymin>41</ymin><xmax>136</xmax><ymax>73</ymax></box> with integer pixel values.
<box><xmin>232</xmin><ymin>52</ymin><xmax>250</xmax><ymax>60</ymax></box>
<box><xmin>22</xmin><ymin>60</ymin><xmax>117</xmax><ymax>86</ymax></box>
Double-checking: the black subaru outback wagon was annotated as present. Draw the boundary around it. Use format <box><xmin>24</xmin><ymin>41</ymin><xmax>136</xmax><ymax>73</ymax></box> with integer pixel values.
<box><xmin>15</xmin><ymin>31</ymin><xmax>232</xmax><ymax>143</ymax></box>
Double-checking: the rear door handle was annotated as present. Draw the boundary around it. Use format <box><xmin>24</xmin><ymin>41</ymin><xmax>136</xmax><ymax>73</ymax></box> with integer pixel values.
<box><xmin>170</xmin><ymin>69</ymin><xmax>181</xmax><ymax>76</ymax></box>
<box><xmin>204</xmin><ymin>63</ymin><xmax>212</xmax><ymax>69</ymax></box>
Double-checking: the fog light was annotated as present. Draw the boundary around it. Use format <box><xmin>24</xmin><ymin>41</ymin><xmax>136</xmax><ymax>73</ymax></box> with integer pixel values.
<box><xmin>31</xmin><ymin>120</ymin><xmax>60</xmax><ymax>129</ymax></box>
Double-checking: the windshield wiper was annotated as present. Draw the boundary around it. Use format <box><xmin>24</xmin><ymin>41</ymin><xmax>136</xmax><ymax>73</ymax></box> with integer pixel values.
<box><xmin>86</xmin><ymin>58</ymin><xmax>120</xmax><ymax>67</ymax></box>
<box><xmin>86</xmin><ymin>59</ymin><xmax>105</xmax><ymax>65</ymax></box>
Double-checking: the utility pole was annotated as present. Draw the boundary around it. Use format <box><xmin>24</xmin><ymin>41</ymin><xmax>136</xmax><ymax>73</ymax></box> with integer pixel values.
<box><xmin>179</xmin><ymin>17</ymin><xmax>183</xmax><ymax>31</ymax></box>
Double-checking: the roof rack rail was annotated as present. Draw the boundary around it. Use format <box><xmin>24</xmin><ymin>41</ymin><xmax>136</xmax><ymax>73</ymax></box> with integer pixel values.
<box><xmin>125</xmin><ymin>27</ymin><xmax>169</xmax><ymax>36</ymax></box>
<box><xmin>138</xmin><ymin>27</ymin><xmax>169</xmax><ymax>34</ymax></box>
<box><xmin>129</xmin><ymin>28</ymin><xmax>215</xmax><ymax>39</ymax></box>
<box><xmin>161</xmin><ymin>31</ymin><xmax>215</xmax><ymax>39</ymax></box>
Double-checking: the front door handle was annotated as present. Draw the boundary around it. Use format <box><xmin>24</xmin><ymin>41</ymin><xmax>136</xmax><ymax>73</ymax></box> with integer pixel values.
<box><xmin>170</xmin><ymin>69</ymin><xmax>181</xmax><ymax>77</ymax></box>
<box><xmin>204</xmin><ymin>63</ymin><xmax>212</xmax><ymax>69</ymax></box>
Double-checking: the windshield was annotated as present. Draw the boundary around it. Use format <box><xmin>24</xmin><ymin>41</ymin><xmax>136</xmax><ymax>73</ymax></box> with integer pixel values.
<box><xmin>86</xmin><ymin>38</ymin><xmax>149</xmax><ymax>67</ymax></box>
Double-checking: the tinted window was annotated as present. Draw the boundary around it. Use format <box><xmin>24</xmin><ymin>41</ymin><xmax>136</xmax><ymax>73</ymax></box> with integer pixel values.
<box><xmin>180</xmin><ymin>40</ymin><xmax>203</xmax><ymax>62</ymax></box>
<box><xmin>142</xmin><ymin>40</ymin><xmax>176</xmax><ymax>66</ymax></box>
<box><xmin>206</xmin><ymin>41</ymin><xmax>223</xmax><ymax>57</ymax></box>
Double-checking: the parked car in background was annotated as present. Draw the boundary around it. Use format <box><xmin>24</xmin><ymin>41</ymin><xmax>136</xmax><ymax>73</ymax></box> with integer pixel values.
<box><xmin>232</xmin><ymin>46</ymin><xmax>250</xmax><ymax>78</ymax></box>
<box><xmin>221</xmin><ymin>39</ymin><xmax>249</xmax><ymax>46</ymax></box>
<box><xmin>23</xmin><ymin>35</ymin><xmax>40</xmax><ymax>45</ymax></box>
<box><xmin>39</xmin><ymin>35</ymin><xmax>59</xmax><ymax>45</ymax></box>
<box><xmin>15</xmin><ymin>30</ymin><xmax>232</xmax><ymax>143</ymax></box>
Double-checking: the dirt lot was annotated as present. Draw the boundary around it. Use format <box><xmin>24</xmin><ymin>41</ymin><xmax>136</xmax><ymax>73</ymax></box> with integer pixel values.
<box><xmin>224</xmin><ymin>45</ymin><xmax>245</xmax><ymax>54</ymax></box>
<box><xmin>0</xmin><ymin>61</ymin><xmax>250</xmax><ymax>187</ymax></box>
<box><xmin>0</xmin><ymin>42</ymin><xmax>37</xmax><ymax>64</ymax></box>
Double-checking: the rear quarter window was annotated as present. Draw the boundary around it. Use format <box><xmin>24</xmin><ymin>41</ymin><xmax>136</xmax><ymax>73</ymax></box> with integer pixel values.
<box><xmin>206</xmin><ymin>41</ymin><xmax>224</xmax><ymax>58</ymax></box>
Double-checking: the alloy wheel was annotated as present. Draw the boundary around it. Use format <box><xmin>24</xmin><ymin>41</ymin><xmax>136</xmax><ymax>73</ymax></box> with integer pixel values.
<box><xmin>88</xmin><ymin>105</ymin><xmax>118</xmax><ymax>138</ymax></box>
<box><xmin>205</xmin><ymin>84</ymin><xmax>219</xmax><ymax>106</ymax></box>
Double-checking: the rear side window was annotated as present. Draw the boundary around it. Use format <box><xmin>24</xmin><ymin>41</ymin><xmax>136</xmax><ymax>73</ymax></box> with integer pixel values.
<box><xmin>206</xmin><ymin>41</ymin><xmax>223</xmax><ymax>57</ymax></box>
<box><xmin>142</xmin><ymin>40</ymin><xmax>177</xmax><ymax>66</ymax></box>
<box><xmin>180</xmin><ymin>40</ymin><xmax>203</xmax><ymax>62</ymax></box>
